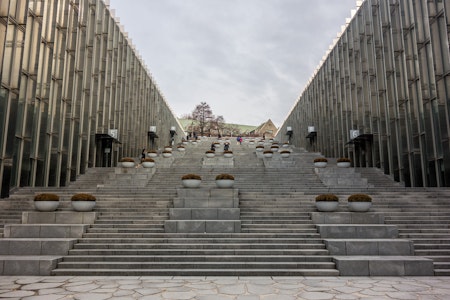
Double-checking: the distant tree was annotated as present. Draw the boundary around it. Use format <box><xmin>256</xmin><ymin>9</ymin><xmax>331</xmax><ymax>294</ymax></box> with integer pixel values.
<box><xmin>180</xmin><ymin>113</ymin><xmax>193</xmax><ymax>119</ymax></box>
<box><xmin>212</xmin><ymin>115</ymin><xmax>225</xmax><ymax>136</ymax></box>
<box><xmin>192</xmin><ymin>102</ymin><xmax>213</xmax><ymax>136</ymax></box>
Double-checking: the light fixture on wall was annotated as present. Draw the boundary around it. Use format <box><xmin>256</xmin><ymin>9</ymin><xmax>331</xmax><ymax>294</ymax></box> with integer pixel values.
<box><xmin>170</xmin><ymin>126</ymin><xmax>177</xmax><ymax>145</ymax></box>
<box><xmin>148</xmin><ymin>126</ymin><xmax>158</xmax><ymax>149</ymax></box>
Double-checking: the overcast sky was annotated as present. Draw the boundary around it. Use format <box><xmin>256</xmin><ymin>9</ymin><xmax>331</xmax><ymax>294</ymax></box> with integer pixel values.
<box><xmin>108</xmin><ymin>0</ymin><xmax>358</xmax><ymax>127</ymax></box>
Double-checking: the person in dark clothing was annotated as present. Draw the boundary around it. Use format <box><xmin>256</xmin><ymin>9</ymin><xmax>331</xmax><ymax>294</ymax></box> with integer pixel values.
<box><xmin>141</xmin><ymin>148</ymin><xmax>146</xmax><ymax>162</ymax></box>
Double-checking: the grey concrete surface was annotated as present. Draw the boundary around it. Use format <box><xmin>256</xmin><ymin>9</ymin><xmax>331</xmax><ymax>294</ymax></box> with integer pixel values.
<box><xmin>0</xmin><ymin>276</ymin><xmax>449</xmax><ymax>299</ymax></box>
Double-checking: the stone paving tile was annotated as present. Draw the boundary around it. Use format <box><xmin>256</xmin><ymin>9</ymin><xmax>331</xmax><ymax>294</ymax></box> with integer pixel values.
<box><xmin>0</xmin><ymin>276</ymin><xmax>449</xmax><ymax>299</ymax></box>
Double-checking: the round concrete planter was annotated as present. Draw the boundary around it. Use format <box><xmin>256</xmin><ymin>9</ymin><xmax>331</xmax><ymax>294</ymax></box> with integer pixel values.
<box><xmin>164</xmin><ymin>147</ymin><xmax>172</xmax><ymax>152</ymax></box>
<box><xmin>348</xmin><ymin>201</ymin><xmax>372</xmax><ymax>212</ymax></box>
<box><xmin>121</xmin><ymin>162</ymin><xmax>135</xmax><ymax>168</ymax></box>
<box><xmin>205</xmin><ymin>153</ymin><xmax>215</xmax><ymax>158</ymax></box>
<box><xmin>314</xmin><ymin>162</ymin><xmax>327</xmax><ymax>168</ymax></box>
<box><xmin>282</xmin><ymin>144</ymin><xmax>289</xmax><ymax>148</ymax></box>
<box><xmin>34</xmin><ymin>200</ymin><xmax>60</xmax><ymax>212</ymax></box>
<box><xmin>337</xmin><ymin>162</ymin><xmax>351</xmax><ymax>168</ymax></box>
<box><xmin>263</xmin><ymin>153</ymin><xmax>273</xmax><ymax>158</ymax></box>
<box><xmin>191</xmin><ymin>141</ymin><xmax>197</xmax><ymax>145</ymax></box>
<box><xmin>256</xmin><ymin>147</ymin><xmax>264</xmax><ymax>152</ymax></box>
<box><xmin>270</xmin><ymin>147</ymin><xmax>279</xmax><ymax>152</ymax></box>
<box><xmin>182</xmin><ymin>141</ymin><xmax>188</xmax><ymax>145</ymax></box>
<box><xmin>162</xmin><ymin>152</ymin><xmax>172</xmax><ymax>158</ymax></box>
<box><xmin>224</xmin><ymin>153</ymin><xmax>233</xmax><ymax>158</ymax></box>
<box><xmin>71</xmin><ymin>200</ymin><xmax>96</xmax><ymax>212</ymax></box>
<box><xmin>280</xmin><ymin>152</ymin><xmax>290</xmax><ymax>158</ymax></box>
<box><xmin>215</xmin><ymin>179</ymin><xmax>234</xmax><ymax>188</ymax></box>
<box><xmin>142</xmin><ymin>161</ymin><xmax>155</xmax><ymax>168</ymax></box>
<box><xmin>315</xmin><ymin>201</ymin><xmax>339</xmax><ymax>212</ymax></box>
<box><xmin>147</xmin><ymin>152</ymin><xmax>158</xmax><ymax>158</ymax></box>
<box><xmin>182</xmin><ymin>179</ymin><xmax>201</xmax><ymax>188</ymax></box>
<box><xmin>177</xmin><ymin>147</ymin><xmax>186</xmax><ymax>152</ymax></box>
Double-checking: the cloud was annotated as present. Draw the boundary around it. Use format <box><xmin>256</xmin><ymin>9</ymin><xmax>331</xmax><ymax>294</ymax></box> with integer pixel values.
<box><xmin>109</xmin><ymin>0</ymin><xmax>357</xmax><ymax>127</ymax></box>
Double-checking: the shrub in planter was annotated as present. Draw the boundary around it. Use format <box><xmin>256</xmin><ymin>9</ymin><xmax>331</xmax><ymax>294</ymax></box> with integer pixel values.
<box><xmin>348</xmin><ymin>193</ymin><xmax>372</xmax><ymax>212</ymax></box>
<box><xmin>280</xmin><ymin>150</ymin><xmax>291</xmax><ymax>158</ymax></box>
<box><xmin>215</xmin><ymin>173</ymin><xmax>235</xmax><ymax>188</ymax></box>
<box><xmin>263</xmin><ymin>150</ymin><xmax>273</xmax><ymax>158</ymax></box>
<box><xmin>34</xmin><ymin>193</ymin><xmax>60</xmax><ymax>211</ymax></box>
<box><xmin>205</xmin><ymin>150</ymin><xmax>215</xmax><ymax>158</ymax></box>
<box><xmin>316</xmin><ymin>194</ymin><xmax>339</xmax><ymax>201</ymax></box>
<box><xmin>162</xmin><ymin>150</ymin><xmax>172</xmax><ymax>158</ymax></box>
<box><xmin>337</xmin><ymin>157</ymin><xmax>351</xmax><ymax>168</ymax></box>
<box><xmin>142</xmin><ymin>157</ymin><xmax>155</xmax><ymax>168</ymax></box>
<box><xmin>181</xmin><ymin>174</ymin><xmax>201</xmax><ymax>188</ymax></box>
<box><xmin>314</xmin><ymin>158</ymin><xmax>328</xmax><ymax>163</ymax></box>
<box><xmin>147</xmin><ymin>150</ymin><xmax>158</xmax><ymax>157</ymax></box>
<box><xmin>71</xmin><ymin>193</ymin><xmax>96</xmax><ymax>212</ymax></box>
<box><xmin>223</xmin><ymin>150</ymin><xmax>233</xmax><ymax>158</ymax></box>
<box><xmin>337</xmin><ymin>158</ymin><xmax>351</xmax><ymax>163</ymax></box>
<box><xmin>120</xmin><ymin>157</ymin><xmax>135</xmax><ymax>168</ymax></box>
<box><xmin>313</xmin><ymin>157</ymin><xmax>328</xmax><ymax>168</ymax></box>
<box><xmin>215</xmin><ymin>174</ymin><xmax>235</xmax><ymax>180</ymax></box>
<box><xmin>182</xmin><ymin>174</ymin><xmax>202</xmax><ymax>180</ymax></box>
<box><xmin>34</xmin><ymin>193</ymin><xmax>59</xmax><ymax>201</ymax></box>
<box><xmin>315</xmin><ymin>194</ymin><xmax>339</xmax><ymax>212</ymax></box>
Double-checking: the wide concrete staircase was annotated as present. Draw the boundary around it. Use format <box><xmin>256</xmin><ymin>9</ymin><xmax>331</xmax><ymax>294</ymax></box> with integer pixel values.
<box><xmin>0</xmin><ymin>137</ymin><xmax>449</xmax><ymax>275</ymax></box>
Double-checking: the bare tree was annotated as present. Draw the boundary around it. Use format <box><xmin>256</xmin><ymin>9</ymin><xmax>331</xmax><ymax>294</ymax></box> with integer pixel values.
<box><xmin>212</xmin><ymin>115</ymin><xmax>225</xmax><ymax>136</ymax></box>
<box><xmin>192</xmin><ymin>102</ymin><xmax>213</xmax><ymax>136</ymax></box>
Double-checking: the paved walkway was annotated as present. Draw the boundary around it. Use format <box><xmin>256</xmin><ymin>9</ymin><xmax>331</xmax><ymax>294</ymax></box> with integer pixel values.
<box><xmin>0</xmin><ymin>276</ymin><xmax>449</xmax><ymax>299</ymax></box>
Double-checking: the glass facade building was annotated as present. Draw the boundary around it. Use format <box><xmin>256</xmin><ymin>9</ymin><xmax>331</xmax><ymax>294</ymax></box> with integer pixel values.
<box><xmin>277</xmin><ymin>0</ymin><xmax>450</xmax><ymax>187</ymax></box>
<box><xmin>0</xmin><ymin>0</ymin><xmax>183</xmax><ymax>197</ymax></box>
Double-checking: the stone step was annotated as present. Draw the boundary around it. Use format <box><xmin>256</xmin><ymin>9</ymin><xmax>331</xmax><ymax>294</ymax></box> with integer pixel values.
<box><xmin>73</xmin><ymin>243</ymin><xmax>326</xmax><ymax>250</ymax></box>
<box><xmin>51</xmin><ymin>268</ymin><xmax>340</xmax><ymax>276</ymax></box>
<box><xmin>76</xmin><ymin>237</ymin><xmax>324</xmax><ymax>244</ymax></box>
<box><xmin>67</xmin><ymin>248</ymin><xmax>330</xmax><ymax>256</ymax></box>
<box><xmin>55</xmin><ymin>261</ymin><xmax>336</xmax><ymax>270</ymax></box>
<box><xmin>61</xmin><ymin>254</ymin><xmax>333</xmax><ymax>262</ymax></box>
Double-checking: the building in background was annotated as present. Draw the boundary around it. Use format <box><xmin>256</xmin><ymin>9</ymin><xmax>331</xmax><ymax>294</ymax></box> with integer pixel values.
<box><xmin>277</xmin><ymin>0</ymin><xmax>450</xmax><ymax>187</ymax></box>
<box><xmin>250</xmin><ymin>119</ymin><xmax>278</xmax><ymax>138</ymax></box>
<box><xmin>0</xmin><ymin>0</ymin><xmax>183</xmax><ymax>197</ymax></box>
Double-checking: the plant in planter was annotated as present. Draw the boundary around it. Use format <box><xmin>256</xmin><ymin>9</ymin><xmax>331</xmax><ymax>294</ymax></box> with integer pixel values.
<box><xmin>313</xmin><ymin>157</ymin><xmax>328</xmax><ymax>168</ymax></box>
<box><xmin>181</xmin><ymin>173</ymin><xmax>202</xmax><ymax>188</ymax></box>
<box><xmin>223</xmin><ymin>150</ymin><xmax>233</xmax><ymax>158</ymax></box>
<box><xmin>71</xmin><ymin>193</ymin><xmax>96</xmax><ymax>212</ymax></box>
<box><xmin>270</xmin><ymin>145</ymin><xmax>279</xmax><ymax>152</ymax></box>
<box><xmin>162</xmin><ymin>150</ymin><xmax>172</xmax><ymax>158</ymax></box>
<box><xmin>280</xmin><ymin>150</ymin><xmax>291</xmax><ymax>158</ymax></box>
<box><xmin>177</xmin><ymin>145</ymin><xmax>186</xmax><ymax>152</ymax></box>
<box><xmin>347</xmin><ymin>193</ymin><xmax>372</xmax><ymax>212</ymax></box>
<box><xmin>215</xmin><ymin>173</ymin><xmax>235</xmax><ymax>188</ymax></box>
<box><xmin>147</xmin><ymin>150</ymin><xmax>158</xmax><ymax>158</ymax></box>
<box><xmin>263</xmin><ymin>150</ymin><xmax>273</xmax><ymax>158</ymax></box>
<box><xmin>120</xmin><ymin>157</ymin><xmax>135</xmax><ymax>168</ymax></box>
<box><xmin>34</xmin><ymin>193</ymin><xmax>60</xmax><ymax>211</ymax></box>
<box><xmin>205</xmin><ymin>150</ymin><xmax>215</xmax><ymax>158</ymax></box>
<box><xmin>337</xmin><ymin>157</ymin><xmax>351</xmax><ymax>168</ymax></box>
<box><xmin>141</xmin><ymin>157</ymin><xmax>155</xmax><ymax>168</ymax></box>
<box><xmin>315</xmin><ymin>194</ymin><xmax>339</xmax><ymax>212</ymax></box>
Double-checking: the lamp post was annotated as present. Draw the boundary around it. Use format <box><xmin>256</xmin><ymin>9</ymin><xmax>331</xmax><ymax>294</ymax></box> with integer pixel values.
<box><xmin>148</xmin><ymin>126</ymin><xmax>158</xmax><ymax>150</ymax></box>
